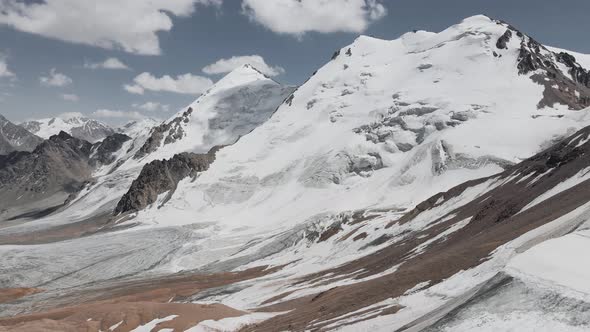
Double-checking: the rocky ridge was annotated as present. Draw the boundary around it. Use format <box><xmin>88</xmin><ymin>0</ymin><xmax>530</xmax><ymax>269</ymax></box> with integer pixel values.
<box><xmin>115</xmin><ymin>146</ymin><xmax>220</xmax><ymax>214</ymax></box>
<box><xmin>0</xmin><ymin>114</ymin><xmax>43</xmax><ymax>155</ymax></box>
<box><xmin>0</xmin><ymin>131</ymin><xmax>132</xmax><ymax>220</ymax></box>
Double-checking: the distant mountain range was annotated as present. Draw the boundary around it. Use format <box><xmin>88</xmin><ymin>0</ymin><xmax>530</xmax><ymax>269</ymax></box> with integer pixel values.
<box><xmin>21</xmin><ymin>115</ymin><xmax>116</xmax><ymax>143</ymax></box>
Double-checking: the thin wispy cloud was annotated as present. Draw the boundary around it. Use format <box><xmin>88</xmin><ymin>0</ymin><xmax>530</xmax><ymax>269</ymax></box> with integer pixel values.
<box><xmin>133</xmin><ymin>101</ymin><xmax>170</xmax><ymax>112</ymax></box>
<box><xmin>60</xmin><ymin>93</ymin><xmax>79</xmax><ymax>102</ymax></box>
<box><xmin>0</xmin><ymin>52</ymin><xmax>15</xmax><ymax>78</ymax></box>
<box><xmin>58</xmin><ymin>111</ymin><xmax>84</xmax><ymax>119</ymax></box>
<box><xmin>93</xmin><ymin>109</ymin><xmax>145</xmax><ymax>119</ymax></box>
<box><xmin>84</xmin><ymin>57</ymin><xmax>130</xmax><ymax>70</ymax></box>
<box><xmin>40</xmin><ymin>68</ymin><xmax>72</xmax><ymax>87</ymax></box>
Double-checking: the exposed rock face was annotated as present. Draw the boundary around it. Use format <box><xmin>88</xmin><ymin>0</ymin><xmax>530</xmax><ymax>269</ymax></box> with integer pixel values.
<box><xmin>133</xmin><ymin>108</ymin><xmax>193</xmax><ymax>159</ymax></box>
<box><xmin>495</xmin><ymin>29</ymin><xmax>512</xmax><ymax>49</ymax></box>
<box><xmin>0</xmin><ymin>114</ymin><xmax>43</xmax><ymax>154</ymax></box>
<box><xmin>556</xmin><ymin>51</ymin><xmax>590</xmax><ymax>87</ymax></box>
<box><xmin>115</xmin><ymin>146</ymin><xmax>220</xmax><ymax>214</ymax></box>
<box><xmin>0</xmin><ymin>137</ymin><xmax>13</xmax><ymax>156</ymax></box>
<box><xmin>493</xmin><ymin>22</ymin><xmax>590</xmax><ymax>109</ymax></box>
<box><xmin>0</xmin><ymin>131</ymin><xmax>93</xmax><ymax>212</ymax></box>
<box><xmin>0</xmin><ymin>131</ymin><xmax>133</xmax><ymax>219</ymax></box>
<box><xmin>89</xmin><ymin>133</ymin><xmax>131</xmax><ymax>167</ymax></box>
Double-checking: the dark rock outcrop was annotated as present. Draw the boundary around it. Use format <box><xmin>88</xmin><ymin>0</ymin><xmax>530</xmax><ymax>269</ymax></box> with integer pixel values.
<box><xmin>556</xmin><ymin>52</ymin><xmax>590</xmax><ymax>87</ymax></box>
<box><xmin>491</xmin><ymin>20</ymin><xmax>590</xmax><ymax>109</ymax></box>
<box><xmin>518</xmin><ymin>37</ymin><xmax>590</xmax><ymax>109</ymax></box>
<box><xmin>495</xmin><ymin>29</ymin><xmax>512</xmax><ymax>49</ymax></box>
<box><xmin>89</xmin><ymin>133</ymin><xmax>131</xmax><ymax>167</ymax></box>
<box><xmin>134</xmin><ymin>108</ymin><xmax>193</xmax><ymax>159</ymax></box>
<box><xmin>331</xmin><ymin>50</ymin><xmax>341</xmax><ymax>60</ymax></box>
<box><xmin>114</xmin><ymin>146</ymin><xmax>221</xmax><ymax>215</ymax></box>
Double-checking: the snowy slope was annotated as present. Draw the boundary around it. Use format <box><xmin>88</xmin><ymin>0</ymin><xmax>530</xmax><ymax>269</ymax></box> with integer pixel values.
<box><xmin>507</xmin><ymin>230</ymin><xmax>590</xmax><ymax>300</ymax></box>
<box><xmin>116</xmin><ymin>118</ymin><xmax>162</xmax><ymax>139</ymax></box>
<box><xmin>128</xmin><ymin>64</ymin><xmax>296</xmax><ymax>166</ymax></box>
<box><xmin>21</xmin><ymin>114</ymin><xmax>115</xmax><ymax>143</ymax></box>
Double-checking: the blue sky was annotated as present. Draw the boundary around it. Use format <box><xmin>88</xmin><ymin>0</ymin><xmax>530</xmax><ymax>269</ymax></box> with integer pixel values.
<box><xmin>0</xmin><ymin>0</ymin><xmax>589</xmax><ymax>125</ymax></box>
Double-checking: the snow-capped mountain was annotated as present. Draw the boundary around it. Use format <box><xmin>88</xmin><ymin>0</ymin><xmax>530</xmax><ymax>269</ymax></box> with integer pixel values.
<box><xmin>0</xmin><ymin>114</ymin><xmax>43</xmax><ymax>154</ymax></box>
<box><xmin>132</xmin><ymin>64</ymin><xmax>296</xmax><ymax>162</ymax></box>
<box><xmin>2</xmin><ymin>15</ymin><xmax>590</xmax><ymax>332</ymax></box>
<box><xmin>137</xmin><ymin>15</ymin><xmax>590</xmax><ymax>230</ymax></box>
<box><xmin>21</xmin><ymin>114</ymin><xmax>115</xmax><ymax>143</ymax></box>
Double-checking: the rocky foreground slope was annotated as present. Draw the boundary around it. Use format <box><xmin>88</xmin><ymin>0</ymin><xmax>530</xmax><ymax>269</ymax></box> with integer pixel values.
<box><xmin>1</xmin><ymin>15</ymin><xmax>590</xmax><ymax>332</ymax></box>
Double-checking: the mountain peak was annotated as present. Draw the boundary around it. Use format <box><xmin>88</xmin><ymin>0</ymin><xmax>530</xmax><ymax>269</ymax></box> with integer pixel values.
<box><xmin>209</xmin><ymin>63</ymin><xmax>277</xmax><ymax>92</ymax></box>
<box><xmin>49</xmin><ymin>130</ymin><xmax>74</xmax><ymax>141</ymax></box>
<box><xmin>460</xmin><ymin>14</ymin><xmax>493</xmax><ymax>24</ymax></box>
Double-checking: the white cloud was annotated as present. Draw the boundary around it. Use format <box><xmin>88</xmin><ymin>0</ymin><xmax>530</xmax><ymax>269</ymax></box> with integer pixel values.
<box><xmin>241</xmin><ymin>0</ymin><xmax>386</xmax><ymax>36</ymax></box>
<box><xmin>124</xmin><ymin>84</ymin><xmax>145</xmax><ymax>95</ymax></box>
<box><xmin>58</xmin><ymin>111</ymin><xmax>84</xmax><ymax>119</ymax></box>
<box><xmin>0</xmin><ymin>53</ymin><xmax>15</xmax><ymax>78</ymax></box>
<box><xmin>203</xmin><ymin>55</ymin><xmax>285</xmax><ymax>76</ymax></box>
<box><xmin>0</xmin><ymin>92</ymin><xmax>12</xmax><ymax>102</ymax></box>
<box><xmin>40</xmin><ymin>68</ymin><xmax>72</xmax><ymax>87</ymax></box>
<box><xmin>124</xmin><ymin>72</ymin><xmax>213</xmax><ymax>95</ymax></box>
<box><xmin>0</xmin><ymin>0</ymin><xmax>222</xmax><ymax>55</ymax></box>
<box><xmin>133</xmin><ymin>101</ymin><xmax>170</xmax><ymax>112</ymax></box>
<box><xmin>84</xmin><ymin>57</ymin><xmax>130</xmax><ymax>70</ymax></box>
<box><xmin>93</xmin><ymin>109</ymin><xmax>145</xmax><ymax>120</ymax></box>
<box><xmin>60</xmin><ymin>93</ymin><xmax>79</xmax><ymax>101</ymax></box>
